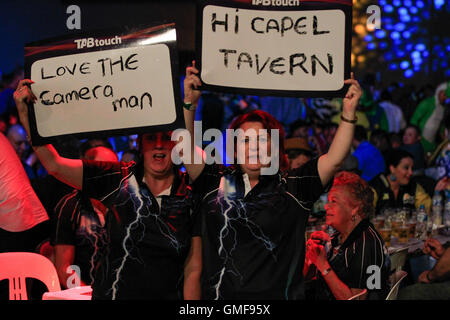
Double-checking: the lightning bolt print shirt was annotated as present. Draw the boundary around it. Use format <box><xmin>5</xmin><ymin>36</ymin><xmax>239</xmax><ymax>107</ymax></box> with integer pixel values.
<box><xmin>81</xmin><ymin>160</ymin><xmax>195</xmax><ymax>300</ymax></box>
<box><xmin>193</xmin><ymin>157</ymin><xmax>329</xmax><ymax>300</ymax></box>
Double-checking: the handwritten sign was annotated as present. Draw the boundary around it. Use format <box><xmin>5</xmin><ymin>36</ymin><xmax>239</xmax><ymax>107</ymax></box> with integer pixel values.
<box><xmin>196</xmin><ymin>0</ymin><xmax>352</xmax><ymax>97</ymax></box>
<box><xmin>25</xmin><ymin>25</ymin><xmax>183</xmax><ymax>145</ymax></box>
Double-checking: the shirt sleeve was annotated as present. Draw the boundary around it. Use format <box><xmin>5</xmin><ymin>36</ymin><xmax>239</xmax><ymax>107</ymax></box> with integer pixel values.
<box><xmin>191</xmin><ymin>163</ymin><xmax>220</xmax><ymax>198</ymax></box>
<box><xmin>82</xmin><ymin>160</ymin><xmax>133</xmax><ymax>202</ymax></box>
<box><xmin>286</xmin><ymin>157</ymin><xmax>332</xmax><ymax>208</ymax></box>
<box><xmin>53</xmin><ymin>191</ymin><xmax>80</xmax><ymax>246</ymax></box>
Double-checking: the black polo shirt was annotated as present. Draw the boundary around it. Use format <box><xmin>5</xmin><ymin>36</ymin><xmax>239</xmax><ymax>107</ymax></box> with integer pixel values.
<box><xmin>82</xmin><ymin>160</ymin><xmax>195</xmax><ymax>300</ymax></box>
<box><xmin>370</xmin><ymin>173</ymin><xmax>422</xmax><ymax>214</ymax></box>
<box><xmin>53</xmin><ymin>190</ymin><xmax>108</xmax><ymax>285</ymax></box>
<box><xmin>193</xmin><ymin>157</ymin><xmax>329</xmax><ymax>300</ymax></box>
<box><xmin>307</xmin><ymin>218</ymin><xmax>390</xmax><ymax>300</ymax></box>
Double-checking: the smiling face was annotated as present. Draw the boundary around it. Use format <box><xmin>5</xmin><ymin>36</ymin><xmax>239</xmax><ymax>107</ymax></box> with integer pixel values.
<box><xmin>390</xmin><ymin>156</ymin><xmax>414</xmax><ymax>186</ymax></box>
<box><xmin>236</xmin><ymin>121</ymin><xmax>272</xmax><ymax>177</ymax></box>
<box><xmin>141</xmin><ymin>131</ymin><xmax>175</xmax><ymax>178</ymax></box>
<box><xmin>324</xmin><ymin>186</ymin><xmax>355</xmax><ymax>232</ymax></box>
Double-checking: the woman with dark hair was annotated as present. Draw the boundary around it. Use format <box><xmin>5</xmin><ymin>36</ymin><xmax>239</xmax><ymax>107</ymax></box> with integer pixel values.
<box><xmin>182</xmin><ymin>62</ymin><xmax>362</xmax><ymax>299</ymax></box>
<box><xmin>369</xmin><ymin>148</ymin><xmax>432</xmax><ymax>215</ymax></box>
<box><xmin>304</xmin><ymin>171</ymin><xmax>390</xmax><ymax>300</ymax></box>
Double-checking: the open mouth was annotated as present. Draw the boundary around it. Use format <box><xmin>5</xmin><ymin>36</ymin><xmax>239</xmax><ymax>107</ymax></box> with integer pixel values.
<box><xmin>153</xmin><ymin>153</ymin><xmax>167</xmax><ymax>160</ymax></box>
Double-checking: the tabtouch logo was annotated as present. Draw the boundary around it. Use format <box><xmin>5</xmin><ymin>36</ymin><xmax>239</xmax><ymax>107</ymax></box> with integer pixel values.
<box><xmin>252</xmin><ymin>0</ymin><xmax>300</xmax><ymax>6</ymax></box>
<box><xmin>74</xmin><ymin>36</ymin><xmax>122</xmax><ymax>49</ymax></box>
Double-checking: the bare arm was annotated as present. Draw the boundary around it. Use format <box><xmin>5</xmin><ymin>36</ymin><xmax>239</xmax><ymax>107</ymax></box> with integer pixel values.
<box><xmin>182</xmin><ymin>62</ymin><xmax>205</xmax><ymax>182</ymax></box>
<box><xmin>419</xmin><ymin>247</ymin><xmax>450</xmax><ymax>283</ymax></box>
<box><xmin>14</xmin><ymin>80</ymin><xmax>83</xmax><ymax>189</ymax></box>
<box><xmin>54</xmin><ymin>244</ymin><xmax>86</xmax><ymax>289</ymax></box>
<box><xmin>318</xmin><ymin>74</ymin><xmax>362</xmax><ymax>186</ymax></box>
<box><xmin>307</xmin><ymin>238</ymin><xmax>363</xmax><ymax>300</ymax></box>
<box><xmin>183</xmin><ymin>236</ymin><xmax>202</xmax><ymax>300</ymax></box>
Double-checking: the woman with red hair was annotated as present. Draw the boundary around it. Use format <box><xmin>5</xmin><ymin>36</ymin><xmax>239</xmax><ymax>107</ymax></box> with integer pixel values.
<box><xmin>182</xmin><ymin>62</ymin><xmax>362</xmax><ymax>300</ymax></box>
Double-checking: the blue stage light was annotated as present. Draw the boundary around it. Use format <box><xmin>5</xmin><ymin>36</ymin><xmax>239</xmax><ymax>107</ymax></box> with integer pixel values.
<box><xmin>375</xmin><ymin>30</ymin><xmax>386</xmax><ymax>39</ymax></box>
<box><xmin>445</xmin><ymin>69</ymin><xmax>450</xmax><ymax>77</ymax></box>
<box><xmin>422</xmin><ymin>51</ymin><xmax>430</xmax><ymax>57</ymax></box>
<box><xmin>410</xmin><ymin>6</ymin><xmax>418</xmax><ymax>14</ymax></box>
<box><xmin>399</xmin><ymin>7</ymin><xmax>408</xmax><ymax>15</ymax></box>
<box><xmin>400</xmin><ymin>61</ymin><xmax>410</xmax><ymax>69</ymax></box>
<box><xmin>416</xmin><ymin>1</ymin><xmax>425</xmax><ymax>8</ymax></box>
<box><xmin>404</xmin><ymin>69</ymin><xmax>414</xmax><ymax>78</ymax></box>
<box><xmin>384</xmin><ymin>5</ymin><xmax>394</xmax><ymax>13</ymax></box>
<box><xmin>364</xmin><ymin>35</ymin><xmax>373</xmax><ymax>42</ymax></box>
<box><xmin>397</xmin><ymin>50</ymin><xmax>406</xmax><ymax>58</ymax></box>
<box><xmin>391</xmin><ymin>32</ymin><xmax>401</xmax><ymax>40</ymax></box>
<box><xmin>389</xmin><ymin>63</ymin><xmax>398</xmax><ymax>70</ymax></box>
<box><xmin>393</xmin><ymin>0</ymin><xmax>402</xmax><ymax>7</ymax></box>
<box><xmin>434</xmin><ymin>0</ymin><xmax>445</xmax><ymax>9</ymax></box>
<box><xmin>404</xmin><ymin>0</ymin><xmax>413</xmax><ymax>6</ymax></box>
<box><xmin>403</xmin><ymin>31</ymin><xmax>412</xmax><ymax>38</ymax></box>
<box><xmin>367</xmin><ymin>42</ymin><xmax>377</xmax><ymax>50</ymax></box>
<box><xmin>379</xmin><ymin>42</ymin><xmax>388</xmax><ymax>49</ymax></box>
<box><xmin>395</xmin><ymin>23</ymin><xmax>406</xmax><ymax>31</ymax></box>
<box><xmin>415</xmin><ymin>43</ymin><xmax>426</xmax><ymax>51</ymax></box>
<box><xmin>411</xmin><ymin>51</ymin><xmax>421</xmax><ymax>59</ymax></box>
<box><xmin>400</xmin><ymin>14</ymin><xmax>412</xmax><ymax>22</ymax></box>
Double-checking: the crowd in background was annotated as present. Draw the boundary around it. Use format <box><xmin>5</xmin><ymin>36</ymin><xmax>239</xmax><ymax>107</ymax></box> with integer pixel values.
<box><xmin>1</xmin><ymin>65</ymin><xmax>449</xmax><ymax>299</ymax></box>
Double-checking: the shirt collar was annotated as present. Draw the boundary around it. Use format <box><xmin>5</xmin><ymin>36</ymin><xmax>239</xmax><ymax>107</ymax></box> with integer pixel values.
<box><xmin>332</xmin><ymin>218</ymin><xmax>371</xmax><ymax>250</ymax></box>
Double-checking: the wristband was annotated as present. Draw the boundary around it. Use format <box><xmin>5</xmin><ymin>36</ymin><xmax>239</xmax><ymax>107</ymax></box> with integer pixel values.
<box><xmin>340</xmin><ymin>114</ymin><xmax>358</xmax><ymax>124</ymax></box>
<box><xmin>321</xmin><ymin>267</ymin><xmax>332</xmax><ymax>277</ymax></box>
<box><xmin>183</xmin><ymin>102</ymin><xmax>197</xmax><ymax>111</ymax></box>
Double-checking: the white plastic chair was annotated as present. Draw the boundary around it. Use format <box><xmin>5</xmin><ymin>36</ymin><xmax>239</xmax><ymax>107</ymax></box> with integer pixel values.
<box><xmin>0</xmin><ymin>252</ymin><xmax>61</xmax><ymax>300</ymax></box>
<box><xmin>347</xmin><ymin>288</ymin><xmax>368</xmax><ymax>300</ymax></box>
<box><xmin>386</xmin><ymin>270</ymin><xmax>408</xmax><ymax>300</ymax></box>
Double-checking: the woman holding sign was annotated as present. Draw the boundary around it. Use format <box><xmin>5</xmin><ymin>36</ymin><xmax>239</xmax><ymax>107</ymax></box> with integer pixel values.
<box><xmin>182</xmin><ymin>62</ymin><xmax>362</xmax><ymax>299</ymax></box>
<box><xmin>13</xmin><ymin>80</ymin><xmax>202</xmax><ymax>300</ymax></box>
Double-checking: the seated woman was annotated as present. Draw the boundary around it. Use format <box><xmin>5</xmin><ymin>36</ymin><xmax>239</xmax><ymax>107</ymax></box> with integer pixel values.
<box><xmin>369</xmin><ymin>149</ymin><xmax>432</xmax><ymax>215</ymax></box>
<box><xmin>304</xmin><ymin>171</ymin><xmax>390</xmax><ymax>300</ymax></box>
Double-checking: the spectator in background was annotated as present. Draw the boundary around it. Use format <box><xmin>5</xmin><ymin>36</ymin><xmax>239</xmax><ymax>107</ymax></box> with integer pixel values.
<box><xmin>410</xmin><ymin>81</ymin><xmax>450</xmax><ymax>154</ymax></box>
<box><xmin>378</xmin><ymin>89</ymin><xmax>406</xmax><ymax>133</ymax></box>
<box><xmin>304</xmin><ymin>171</ymin><xmax>390</xmax><ymax>300</ymax></box>
<box><xmin>358</xmin><ymin>88</ymin><xmax>389</xmax><ymax>133</ymax></box>
<box><xmin>6</xmin><ymin>124</ymin><xmax>35</xmax><ymax>179</ymax></box>
<box><xmin>400</xmin><ymin>124</ymin><xmax>426</xmax><ymax>175</ymax></box>
<box><xmin>285</xmin><ymin>137</ymin><xmax>313</xmax><ymax>170</ymax></box>
<box><xmin>120</xmin><ymin>148</ymin><xmax>140</xmax><ymax>163</ymax></box>
<box><xmin>289</xmin><ymin>118</ymin><xmax>310</xmax><ymax>139</ymax></box>
<box><xmin>369</xmin><ymin>149</ymin><xmax>432</xmax><ymax>215</ymax></box>
<box><xmin>389</xmin><ymin>132</ymin><xmax>402</xmax><ymax>150</ymax></box>
<box><xmin>79</xmin><ymin>138</ymin><xmax>115</xmax><ymax>158</ymax></box>
<box><xmin>425</xmin><ymin>115</ymin><xmax>450</xmax><ymax>181</ymax></box>
<box><xmin>352</xmin><ymin>125</ymin><xmax>385</xmax><ymax>182</ymax></box>
<box><xmin>53</xmin><ymin>142</ymin><xmax>118</xmax><ymax>289</ymax></box>
<box><xmin>370</xmin><ymin>129</ymin><xmax>391</xmax><ymax>167</ymax></box>
<box><xmin>398</xmin><ymin>238</ymin><xmax>450</xmax><ymax>300</ymax></box>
